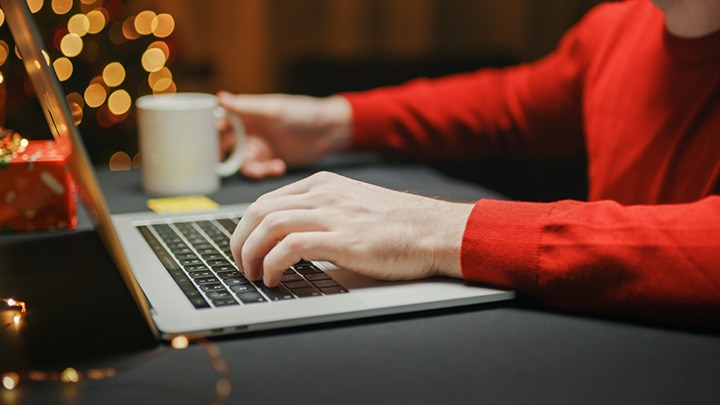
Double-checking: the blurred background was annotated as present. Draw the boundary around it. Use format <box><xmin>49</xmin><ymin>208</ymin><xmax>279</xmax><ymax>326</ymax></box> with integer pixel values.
<box><xmin>0</xmin><ymin>0</ymin><xmax>595</xmax><ymax>169</ymax></box>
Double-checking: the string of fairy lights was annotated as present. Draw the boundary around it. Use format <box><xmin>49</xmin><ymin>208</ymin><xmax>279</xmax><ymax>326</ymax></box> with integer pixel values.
<box><xmin>1</xmin><ymin>1</ymin><xmax>230</xmax><ymax>401</ymax></box>
<box><xmin>1</xmin><ymin>297</ymin><xmax>232</xmax><ymax>403</ymax></box>
<box><xmin>0</xmin><ymin>0</ymin><xmax>179</xmax><ymax>170</ymax></box>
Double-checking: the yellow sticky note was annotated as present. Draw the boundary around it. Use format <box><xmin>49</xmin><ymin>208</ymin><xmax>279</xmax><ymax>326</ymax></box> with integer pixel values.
<box><xmin>147</xmin><ymin>195</ymin><xmax>219</xmax><ymax>214</ymax></box>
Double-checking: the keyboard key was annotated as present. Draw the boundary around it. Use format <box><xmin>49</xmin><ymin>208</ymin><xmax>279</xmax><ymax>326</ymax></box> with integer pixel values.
<box><xmin>216</xmin><ymin>271</ymin><xmax>244</xmax><ymax>280</ymax></box>
<box><xmin>283</xmin><ymin>280</ymin><xmax>313</xmax><ymax>290</ymax></box>
<box><xmin>207</xmin><ymin>259</ymin><xmax>231</xmax><ymax>266</ymax></box>
<box><xmin>206</xmin><ymin>291</ymin><xmax>232</xmax><ymax>300</ymax></box>
<box><xmin>320</xmin><ymin>286</ymin><xmax>348</xmax><ymax>295</ymax></box>
<box><xmin>184</xmin><ymin>289</ymin><xmax>203</xmax><ymax>299</ymax></box>
<box><xmin>175</xmin><ymin>253</ymin><xmax>199</xmax><ymax>261</ymax></box>
<box><xmin>185</xmin><ymin>265</ymin><xmax>210</xmax><ymax>272</ymax></box>
<box><xmin>212</xmin><ymin>298</ymin><xmax>239</xmax><ymax>307</ymax></box>
<box><xmin>194</xmin><ymin>276</ymin><xmax>220</xmax><ymax>285</ymax></box>
<box><xmin>200</xmin><ymin>283</ymin><xmax>227</xmax><ymax>292</ymax></box>
<box><xmin>304</xmin><ymin>272</ymin><xmax>331</xmax><ymax>281</ymax></box>
<box><xmin>310</xmin><ymin>279</ymin><xmax>340</xmax><ymax>289</ymax></box>
<box><xmin>230</xmin><ymin>284</ymin><xmax>256</xmax><ymax>293</ymax></box>
<box><xmin>189</xmin><ymin>296</ymin><xmax>211</xmax><ymax>309</ymax></box>
<box><xmin>281</xmin><ymin>273</ymin><xmax>303</xmax><ymax>282</ymax></box>
<box><xmin>263</xmin><ymin>286</ymin><xmax>295</xmax><ymax>301</ymax></box>
<box><xmin>218</xmin><ymin>218</ymin><xmax>237</xmax><ymax>233</ymax></box>
<box><xmin>224</xmin><ymin>278</ymin><xmax>249</xmax><ymax>286</ymax></box>
<box><xmin>180</xmin><ymin>258</ymin><xmax>203</xmax><ymax>266</ymax></box>
<box><xmin>188</xmin><ymin>269</ymin><xmax>214</xmax><ymax>278</ymax></box>
<box><xmin>237</xmin><ymin>291</ymin><xmax>267</xmax><ymax>304</ymax></box>
<box><xmin>212</xmin><ymin>264</ymin><xmax>236</xmax><ymax>273</ymax></box>
<box><xmin>294</xmin><ymin>265</ymin><xmax>321</xmax><ymax>275</ymax></box>
<box><xmin>291</xmin><ymin>287</ymin><xmax>322</xmax><ymax>297</ymax></box>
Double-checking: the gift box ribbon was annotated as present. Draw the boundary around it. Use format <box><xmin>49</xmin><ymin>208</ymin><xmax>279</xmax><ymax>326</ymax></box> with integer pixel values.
<box><xmin>0</xmin><ymin>129</ymin><xmax>29</xmax><ymax>166</ymax></box>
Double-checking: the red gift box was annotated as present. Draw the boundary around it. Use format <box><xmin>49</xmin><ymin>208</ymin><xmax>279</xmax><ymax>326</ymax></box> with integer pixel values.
<box><xmin>1</xmin><ymin>135</ymin><xmax>77</xmax><ymax>231</ymax></box>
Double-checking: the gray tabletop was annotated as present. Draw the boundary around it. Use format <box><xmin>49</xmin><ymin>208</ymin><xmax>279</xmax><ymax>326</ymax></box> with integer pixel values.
<box><xmin>1</xmin><ymin>155</ymin><xmax>718</xmax><ymax>405</ymax></box>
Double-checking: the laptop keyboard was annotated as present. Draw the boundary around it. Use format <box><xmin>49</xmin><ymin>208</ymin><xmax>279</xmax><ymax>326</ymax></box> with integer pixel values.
<box><xmin>136</xmin><ymin>218</ymin><xmax>348</xmax><ymax>309</ymax></box>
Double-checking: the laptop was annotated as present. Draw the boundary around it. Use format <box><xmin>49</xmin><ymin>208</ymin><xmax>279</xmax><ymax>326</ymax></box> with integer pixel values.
<box><xmin>2</xmin><ymin>0</ymin><xmax>514</xmax><ymax>340</ymax></box>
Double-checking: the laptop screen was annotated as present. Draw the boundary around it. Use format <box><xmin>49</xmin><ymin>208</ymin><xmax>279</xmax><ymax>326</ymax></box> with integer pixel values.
<box><xmin>1</xmin><ymin>0</ymin><xmax>157</xmax><ymax>334</ymax></box>
<box><xmin>1</xmin><ymin>0</ymin><xmax>110</xmax><ymax>230</ymax></box>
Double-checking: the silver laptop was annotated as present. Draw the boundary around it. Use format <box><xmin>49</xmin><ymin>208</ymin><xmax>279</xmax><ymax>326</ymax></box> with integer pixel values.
<box><xmin>3</xmin><ymin>0</ymin><xmax>514</xmax><ymax>340</ymax></box>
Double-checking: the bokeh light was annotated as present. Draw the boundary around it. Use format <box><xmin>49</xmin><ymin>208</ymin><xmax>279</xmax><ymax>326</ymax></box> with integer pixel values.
<box><xmin>51</xmin><ymin>0</ymin><xmax>73</xmax><ymax>15</ymax></box>
<box><xmin>27</xmin><ymin>0</ymin><xmax>43</xmax><ymax>14</ymax></box>
<box><xmin>66</xmin><ymin>91</ymin><xmax>85</xmax><ymax>109</ymax></box>
<box><xmin>151</xmin><ymin>13</ymin><xmax>174</xmax><ymax>38</ymax></box>
<box><xmin>60</xmin><ymin>33</ymin><xmax>83</xmax><ymax>57</ymax></box>
<box><xmin>102</xmin><ymin>61</ymin><xmax>125</xmax><ymax>87</ymax></box>
<box><xmin>86</xmin><ymin>9</ymin><xmax>106</xmax><ymax>34</ymax></box>
<box><xmin>59</xmin><ymin>368</ymin><xmax>79</xmax><ymax>383</ymax></box>
<box><xmin>67</xmin><ymin>92</ymin><xmax>85</xmax><ymax>125</ymax></box>
<box><xmin>0</xmin><ymin>41</ymin><xmax>9</xmax><ymax>67</ymax></box>
<box><xmin>68</xmin><ymin>98</ymin><xmax>83</xmax><ymax>125</ymax></box>
<box><xmin>148</xmin><ymin>66</ymin><xmax>172</xmax><ymax>90</ymax></box>
<box><xmin>84</xmin><ymin>82</ymin><xmax>106</xmax><ymax>108</ymax></box>
<box><xmin>109</xmin><ymin>151</ymin><xmax>131</xmax><ymax>171</ymax></box>
<box><xmin>152</xmin><ymin>80</ymin><xmax>176</xmax><ymax>95</ymax></box>
<box><xmin>121</xmin><ymin>16</ymin><xmax>140</xmax><ymax>40</ymax></box>
<box><xmin>53</xmin><ymin>57</ymin><xmax>73</xmax><ymax>81</ymax></box>
<box><xmin>67</xmin><ymin>13</ymin><xmax>90</xmax><ymax>36</ymax></box>
<box><xmin>141</xmin><ymin>47</ymin><xmax>165</xmax><ymax>72</ymax></box>
<box><xmin>148</xmin><ymin>41</ymin><xmax>169</xmax><ymax>60</ymax></box>
<box><xmin>0</xmin><ymin>9</ymin><xmax>5</xmax><ymax>28</ymax></box>
<box><xmin>107</xmin><ymin>89</ymin><xmax>131</xmax><ymax>115</ymax></box>
<box><xmin>41</xmin><ymin>49</ymin><xmax>50</xmax><ymax>65</ymax></box>
<box><xmin>134</xmin><ymin>10</ymin><xmax>156</xmax><ymax>35</ymax></box>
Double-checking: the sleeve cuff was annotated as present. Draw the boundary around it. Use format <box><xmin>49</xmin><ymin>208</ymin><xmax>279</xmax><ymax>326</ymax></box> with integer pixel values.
<box><xmin>461</xmin><ymin>199</ymin><xmax>553</xmax><ymax>294</ymax></box>
<box><xmin>341</xmin><ymin>91</ymin><xmax>398</xmax><ymax>151</ymax></box>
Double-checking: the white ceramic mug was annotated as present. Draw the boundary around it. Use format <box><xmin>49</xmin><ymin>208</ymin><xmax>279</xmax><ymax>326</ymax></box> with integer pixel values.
<box><xmin>136</xmin><ymin>93</ymin><xmax>244</xmax><ymax>196</ymax></box>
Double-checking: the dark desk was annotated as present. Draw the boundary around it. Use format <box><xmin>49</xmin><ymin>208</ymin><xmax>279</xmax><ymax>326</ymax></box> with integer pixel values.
<box><xmin>1</xmin><ymin>156</ymin><xmax>718</xmax><ymax>405</ymax></box>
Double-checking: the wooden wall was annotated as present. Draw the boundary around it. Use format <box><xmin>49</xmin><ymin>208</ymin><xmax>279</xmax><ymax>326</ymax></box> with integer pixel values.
<box><xmin>149</xmin><ymin>0</ymin><xmax>595</xmax><ymax>94</ymax></box>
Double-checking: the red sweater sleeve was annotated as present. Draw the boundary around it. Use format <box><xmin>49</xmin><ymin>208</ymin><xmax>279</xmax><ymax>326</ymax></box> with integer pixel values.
<box><xmin>462</xmin><ymin>196</ymin><xmax>720</xmax><ymax>328</ymax></box>
<box><xmin>342</xmin><ymin>17</ymin><xmax>589</xmax><ymax>161</ymax></box>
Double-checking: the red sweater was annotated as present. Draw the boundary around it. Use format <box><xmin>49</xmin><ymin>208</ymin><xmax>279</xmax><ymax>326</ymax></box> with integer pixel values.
<box><xmin>343</xmin><ymin>0</ymin><xmax>720</xmax><ymax>328</ymax></box>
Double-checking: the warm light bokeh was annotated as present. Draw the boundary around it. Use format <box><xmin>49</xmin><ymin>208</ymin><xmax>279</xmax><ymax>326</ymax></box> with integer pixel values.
<box><xmin>121</xmin><ymin>17</ymin><xmax>140</xmax><ymax>40</ymax></box>
<box><xmin>0</xmin><ymin>41</ymin><xmax>10</xmax><ymax>67</ymax></box>
<box><xmin>134</xmin><ymin>10</ymin><xmax>157</xmax><ymax>35</ymax></box>
<box><xmin>27</xmin><ymin>0</ymin><xmax>43</xmax><ymax>14</ymax></box>
<box><xmin>148</xmin><ymin>41</ymin><xmax>169</xmax><ymax>60</ymax></box>
<box><xmin>141</xmin><ymin>47</ymin><xmax>165</xmax><ymax>72</ymax></box>
<box><xmin>102</xmin><ymin>61</ymin><xmax>125</xmax><ymax>87</ymax></box>
<box><xmin>84</xmin><ymin>82</ymin><xmax>106</xmax><ymax>107</ymax></box>
<box><xmin>86</xmin><ymin>9</ymin><xmax>106</xmax><ymax>34</ymax></box>
<box><xmin>51</xmin><ymin>0</ymin><xmax>73</xmax><ymax>15</ymax></box>
<box><xmin>109</xmin><ymin>151</ymin><xmax>131</xmax><ymax>171</ymax></box>
<box><xmin>67</xmin><ymin>13</ymin><xmax>90</xmax><ymax>36</ymax></box>
<box><xmin>53</xmin><ymin>56</ymin><xmax>73</xmax><ymax>81</ymax></box>
<box><xmin>107</xmin><ymin>89</ymin><xmax>131</xmax><ymax>115</ymax></box>
<box><xmin>151</xmin><ymin>13</ymin><xmax>174</xmax><ymax>38</ymax></box>
<box><xmin>60</xmin><ymin>33</ymin><xmax>83</xmax><ymax>57</ymax></box>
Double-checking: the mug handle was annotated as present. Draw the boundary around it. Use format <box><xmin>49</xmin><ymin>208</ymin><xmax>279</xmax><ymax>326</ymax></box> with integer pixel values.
<box><xmin>214</xmin><ymin>106</ymin><xmax>244</xmax><ymax>177</ymax></box>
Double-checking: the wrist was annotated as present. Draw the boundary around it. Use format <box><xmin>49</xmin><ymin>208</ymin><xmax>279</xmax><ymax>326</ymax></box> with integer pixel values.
<box><xmin>320</xmin><ymin>96</ymin><xmax>352</xmax><ymax>153</ymax></box>
<box><xmin>431</xmin><ymin>201</ymin><xmax>474</xmax><ymax>279</ymax></box>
